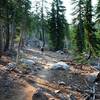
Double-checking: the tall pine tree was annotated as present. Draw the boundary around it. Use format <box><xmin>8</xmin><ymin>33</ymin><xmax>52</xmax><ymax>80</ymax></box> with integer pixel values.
<box><xmin>48</xmin><ymin>0</ymin><xmax>66</xmax><ymax>51</ymax></box>
<box><xmin>85</xmin><ymin>0</ymin><xmax>100</xmax><ymax>57</ymax></box>
<box><xmin>72</xmin><ymin>0</ymin><xmax>85</xmax><ymax>53</ymax></box>
<box><xmin>96</xmin><ymin>0</ymin><xmax>100</xmax><ymax>32</ymax></box>
<box><xmin>96</xmin><ymin>0</ymin><xmax>100</xmax><ymax>23</ymax></box>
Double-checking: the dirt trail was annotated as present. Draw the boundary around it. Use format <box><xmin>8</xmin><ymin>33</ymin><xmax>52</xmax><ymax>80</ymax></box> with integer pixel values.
<box><xmin>0</xmin><ymin>48</ymin><xmax>99</xmax><ymax>100</ymax></box>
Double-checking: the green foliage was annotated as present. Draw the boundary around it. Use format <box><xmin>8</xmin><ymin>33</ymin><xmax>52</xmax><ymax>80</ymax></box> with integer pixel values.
<box><xmin>84</xmin><ymin>0</ymin><xmax>100</xmax><ymax>56</ymax></box>
<box><xmin>74</xmin><ymin>53</ymin><xmax>89</xmax><ymax>64</ymax></box>
<box><xmin>72</xmin><ymin>0</ymin><xmax>85</xmax><ymax>53</ymax></box>
<box><xmin>48</xmin><ymin>0</ymin><xmax>66</xmax><ymax>51</ymax></box>
<box><xmin>96</xmin><ymin>0</ymin><xmax>100</xmax><ymax>23</ymax></box>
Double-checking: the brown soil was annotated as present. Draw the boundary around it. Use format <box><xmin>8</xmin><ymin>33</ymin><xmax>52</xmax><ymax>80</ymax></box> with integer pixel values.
<box><xmin>0</xmin><ymin>48</ymin><xmax>99</xmax><ymax>100</ymax></box>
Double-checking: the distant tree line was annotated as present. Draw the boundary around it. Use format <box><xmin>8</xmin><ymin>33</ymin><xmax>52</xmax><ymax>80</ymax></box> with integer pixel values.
<box><xmin>0</xmin><ymin>0</ymin><xmax>100</xmax><ymax>58</ymax></box>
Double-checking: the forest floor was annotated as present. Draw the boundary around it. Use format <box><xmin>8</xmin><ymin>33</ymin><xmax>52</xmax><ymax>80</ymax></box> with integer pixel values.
<box><xmin>0</xmin><ymin>48</ymin><xmax>100</xmax><ymax>100</ymax></box>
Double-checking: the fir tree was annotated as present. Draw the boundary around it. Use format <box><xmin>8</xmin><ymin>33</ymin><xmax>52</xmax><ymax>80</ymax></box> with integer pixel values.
<box><xmin>96</xmin><ymin>0</ymin><xmax>100</xmax><ymax>23</ymax></box>
<box><xmin>72</xmin><ymin>0</ymin><xmax>85</xmax><ymax>53</ymax></box>
<box><xmin>85</xmin><ymin>0</ymin><xmax>100</xmax><ymax>56</ymax></box>
<box><xmin>48</xmin><ymin>0</ymin><xmax>66</xmax><ymax>50</ymax></box>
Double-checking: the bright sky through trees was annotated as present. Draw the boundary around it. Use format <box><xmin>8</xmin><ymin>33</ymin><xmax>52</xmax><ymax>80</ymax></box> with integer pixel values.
<box><xmin>31</xmin><ymin>0</ymin><xmax>97</xmax><ymax>23</ymax></box>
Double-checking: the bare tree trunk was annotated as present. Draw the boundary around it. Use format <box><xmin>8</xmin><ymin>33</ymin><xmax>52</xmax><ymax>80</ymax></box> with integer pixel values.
<box><xmin>9</xmin><ymin>22</ymin><xmax>16</xmax><ymax>51</ymax></box>
<box><xmin>0</xmin><ymin>24</ymin><xmax>3</xmax><ymax>57</ymax></box>
<box><xmin>16</xmin><ymin>29</ymin><xmax>23</xmax><ymax>65</ymax></box>
<box><xmin>4</xmin><ymin>9</ymin><xmax>10</xmax><ymax>51</ymax></box>
<box><xmin>41</xmin><ymin>0</ymin><xmax>45</xmax><ymax>48</ymax></box>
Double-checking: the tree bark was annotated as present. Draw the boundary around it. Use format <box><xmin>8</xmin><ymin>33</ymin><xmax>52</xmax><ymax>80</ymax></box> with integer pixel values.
<box><xmin>0</xmin><ymin>24</ymin><xmax>3</xmax><ymax>57</ymax></box>
<box><xmin>4</xmin><ymin>9</ymin><xmax>10</xmax><ymax>51</ymax></box>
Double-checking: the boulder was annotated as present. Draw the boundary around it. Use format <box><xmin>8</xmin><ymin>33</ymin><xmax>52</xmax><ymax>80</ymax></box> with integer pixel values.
<box><xmin>20</xmin><ymin>59</ymin><xmax>36</xmax><ymax>67</ymax></box>
<box><xmin>6</xmin><ymin>62</ymin><xmax>16</xmax><ymax>71</ymax></box>
<box><xmin>51</xmin><ymin>62</ymin><xmax>70</xmax><ymax>70</ymax></box>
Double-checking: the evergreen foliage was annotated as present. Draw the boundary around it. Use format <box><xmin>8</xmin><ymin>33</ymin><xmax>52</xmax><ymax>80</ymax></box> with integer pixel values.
<box><xmin>85</xmin><ymin>0</ymin><xmax>100</xmax><ymax>55</ymax></box>
<box><xmin>0</xmin><ymin>0</ymin><xmax>32</xmax><ymax>53</ymax></box>
<box><xmin>96</xmin><ymin>0</ymin><xmax>100</xmax><ymax>23</ymax></box>
<box><xmin>48</xmin><ymin>0</ymin><xmax>66</xmax><ymax>51</ymax></box>
<box><xmin>72</xmin><ymin>0</ymin><xmax>85</xmax><ymax>53</ymax></box>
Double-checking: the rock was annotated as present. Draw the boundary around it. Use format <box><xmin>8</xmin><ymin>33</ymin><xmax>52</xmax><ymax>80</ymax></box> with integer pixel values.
<box><xmin>70</xmin><ymin>95</ymin><xmax>77</xmax><ymax>100</ymax></box>
<box><xmin>14</xmin><ymin>68</ymin><xmax>22</xmax><ymax>74</ymax></box>
<box><xmin>29</xmin><ymin>56</ymin><xmax>38</xmax><ymax>61</ymax></box>
<box><xmin>58</xmin><ymin>94</ymin><xmax>67</xmax><ymax>100</ymax></box>
<box><xmin>32</xmin><ymin>88</ymin><xmax>48</xmax><ymax>100</ymax></box>
<box><xmin>90</xmin><ymin>58</ymin><xmax>100</xmax><ymax>70</ymax></box>
<box><xmin>6</xmin><ymin>62</ymin><xmax>16</xmax><ymax>71</ymax></box>
<box><xmin>86</xmin><ymin>72</ymin><xmax>99</xmax><ymax>82</ymax></box>
<box><xmin>22</xmin><ymin>67</ymin><xmax>31</xmax><ymax>74</ymax></box>
<box><xmin>20</xmin><ymin>59</ymin><xmax>36</xmax><ymax>66</ymax></box>
<box><xmin>26</xmin><ymin>37</ymin><xmax>43</xmax><ymax>48</ymax></box>
<box><xmin>58</xmin><ymin>81</ymin><xmax>66</xmax><ymax>86</ymax></box>
<box><xmin>92</xmin><ymin>64</ymin><xmax>100</xmax><ymax>70</ymax></box>
<box><xmin>51</xmin><ymin>62</ymin><xmax>69</xmax><ymax>70</ymax></box>
<box><xmin>56</xmin><ymin>50</ymin><xmax>64</xmax><ymax>54</ymax></box>
<box><xmin>94</xmin><ymin>72</ymin><xmax>100</xmax><ymax>83</ymax></box>
<box><xmin>54</xmin><ymin>90</ymin><xmax>61</xmax><ymax>94</ymax></box>
<box><xmin>86</xmin><ymin>75</ymin><xmax>97</xmax><ymax>82</ymax></box>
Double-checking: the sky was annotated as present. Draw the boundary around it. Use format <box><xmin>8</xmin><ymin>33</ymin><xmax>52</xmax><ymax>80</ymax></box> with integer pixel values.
<box><xmin>30</xmin><ymin>0</ymin><xmax>98</xmax><ymax>23</ymax></box>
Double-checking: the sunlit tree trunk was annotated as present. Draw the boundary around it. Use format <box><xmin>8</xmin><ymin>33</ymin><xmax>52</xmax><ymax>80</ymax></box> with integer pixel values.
<box><xmin>41</xmin><ymin>0</ymin><xmax>45</xmax><ymax>47</ymax></box>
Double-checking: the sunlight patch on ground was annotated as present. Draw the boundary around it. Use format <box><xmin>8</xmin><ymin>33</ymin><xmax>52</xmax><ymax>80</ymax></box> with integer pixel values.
<box><xmin>23</xmin><ymin>81</ymin><xmax>37</xmax><ymax>100</ymax></box>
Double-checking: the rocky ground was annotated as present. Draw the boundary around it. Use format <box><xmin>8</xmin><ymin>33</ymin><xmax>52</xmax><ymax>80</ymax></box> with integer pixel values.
<box><xmin>0</xmin><ymin>48</ymin><xmax>100</xmax><ymax>100</ymax></box>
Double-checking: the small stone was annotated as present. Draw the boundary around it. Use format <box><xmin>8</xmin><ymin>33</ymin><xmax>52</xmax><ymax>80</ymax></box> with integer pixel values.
<box><xmin>58</xmin><ymin>81</ymin><xmax>66</xmax><ymax>85</ymax></box>
<box><xmin>54</xmin><ymin>90</ymin><xmax>61</xmax><ymax>94</ymax></box>
<box><xmin>56</xmin><ymin>50</ymin><xmax>64</xmax><ymax>54</ymax></box>
<box><xmin>59</xmin><ymin>94</ymin><xmax>66</xmax><ymax>100</ymax></box>
<box><xmin>70</xmin><ymin>95</ymin><xmax>77</xmax><ymax>100</ymax></box>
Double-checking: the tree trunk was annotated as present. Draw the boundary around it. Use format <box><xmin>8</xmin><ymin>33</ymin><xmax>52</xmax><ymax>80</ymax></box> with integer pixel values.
<box><xmin>4</xmin><ymin>9</ymin><xmax>10</xmax><ymax>51</ymax></box>
<box><xmin>41</xmin><ymin>0</ymin><xmax>45</xmax><ymax>48</ymax></box>
<box><xmin>9</xmin><ymin>22</ymin><xmax>16</xmax><ymax>51</ymax></box>
<box><xmin>0</xmin><ymin>24</ymin><xmax>3</xmax><ymax>57</ymax></box>
<box><xmin>16</xmin><ymin>31</ymin><xmax>23</xmax><ymax>65</ymax></box>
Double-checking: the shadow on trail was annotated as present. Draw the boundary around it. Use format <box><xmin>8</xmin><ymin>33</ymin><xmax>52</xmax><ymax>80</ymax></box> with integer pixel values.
<box><xmin>0</xmin><ymin>70</ymin><xmax>25</xmax><ymax>100</ymax></box>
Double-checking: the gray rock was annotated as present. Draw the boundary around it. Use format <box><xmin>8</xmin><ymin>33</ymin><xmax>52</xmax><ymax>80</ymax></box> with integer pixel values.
<box><xmin>93</xmin><ymin>64</ymin><xmax>100</xmax><ymax>70</ymax></box>
<box><xmin>59</xmin><ymin>94</ymin><xmax>71</xmax><ymax>100</ymax></box>
<box><xmin>6</xmin><ymin>62</ymin><xmax>16</xmax><ymax>71</ymax></box>
<box><xmin>86</xmin><ymin>75</ymin><xmax>97</xmax><ymax>82</ymax></box>
<box><xmin>51</xmin><ymin>62</ymin><xmax>69</xmax><ymax>70</ymax></box>
<box><xmin>70</xmin><ymin>95</ymin><xmax>77</xmax><ymax>100</ymax></box>
<box><xmin>56</xmin><ymin>50</ymin><xmax>64</xmax><ymax>54</ymax></box>
<box><xmin>32</xmin><ymin>88</ymin><xmax>48</xmax><ymax>100</ymax></box>
<box><xmin>90</xmin><ymin>58</ymin><xmax>100</xmax><ymax>70</ymax></box>
<box><xmin>20</xmin><ymin>59</ymin><xmax>36</xmax><ymax>66</ymax></box>
<box><xmin>58</xmin><ymin>81</ymin><xmax>66</xmax><ymax>85</ymax></box>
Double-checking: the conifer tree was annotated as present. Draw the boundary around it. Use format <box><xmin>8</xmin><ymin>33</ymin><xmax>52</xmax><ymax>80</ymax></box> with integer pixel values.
<box><xmin>48</xmin><ymin>0</ymin><xmax>66</xmax><ymax>50</ymax></box>
<box><xmin>96</xmin><ymin>0</ymin><xmax>100</xmax><ymax>32</ymax></box>
<box><xmin>85</xmin><ymin>0</ymin><xmax>100</xmax><ymax>56</ymax></box>
<box><xmin>96</xmin><ymin>0</ymin><xmax>100</xmax><ymax>23</ymax></box>
<box><xmin>72</xmin><ymin>0</ymin><xmax>85</xmax><ymax>53</ymax></box>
